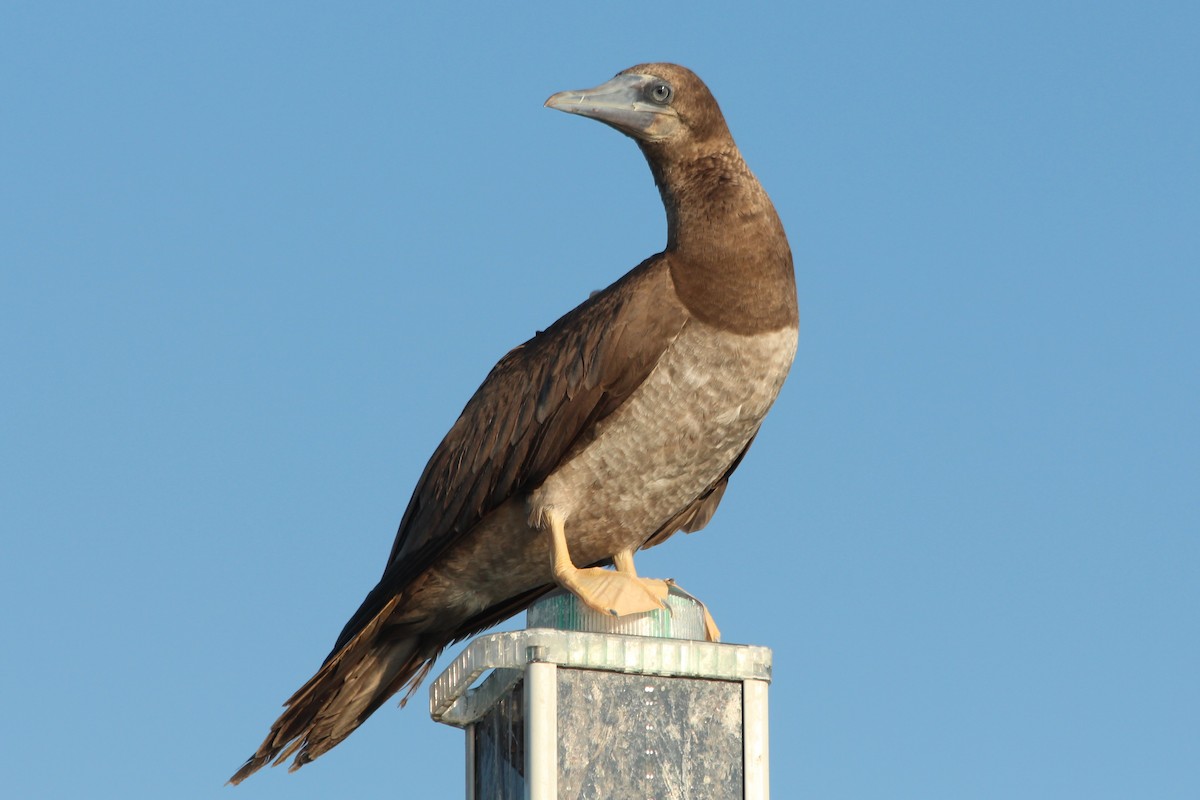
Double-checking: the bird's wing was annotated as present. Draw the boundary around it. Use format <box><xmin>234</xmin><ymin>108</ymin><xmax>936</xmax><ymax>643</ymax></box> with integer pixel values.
<box><xmin>328</xmin><ymin>257</ymin><xmax>688</xmax><ymax>653</ymax></box>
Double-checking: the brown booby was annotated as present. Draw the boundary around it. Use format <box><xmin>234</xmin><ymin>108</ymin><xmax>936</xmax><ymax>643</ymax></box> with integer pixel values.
<box><xmin>230</xmin><ymin>62</ymin><xmax>797</xmax><ymax>784</ymax></box>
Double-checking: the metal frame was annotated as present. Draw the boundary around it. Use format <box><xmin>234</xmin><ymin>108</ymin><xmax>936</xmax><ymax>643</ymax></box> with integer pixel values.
<box><xmin>433</xmin><ymin>629</ymin><xmax>772</xmax><ymax>799</ymax></box>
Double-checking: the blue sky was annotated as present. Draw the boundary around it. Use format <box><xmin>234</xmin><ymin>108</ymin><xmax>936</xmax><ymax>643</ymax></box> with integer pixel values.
<box><xmin>2</xmin><ymin>2</ymin><xmax>1197</xmax><ymax>798</ymax></box>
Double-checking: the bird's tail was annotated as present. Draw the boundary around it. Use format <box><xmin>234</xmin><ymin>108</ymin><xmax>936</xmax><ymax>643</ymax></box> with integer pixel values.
<box><xmin>228</xmin><ymin>629</ymin><xmax>434</xmax><ymax>785</ymax></box>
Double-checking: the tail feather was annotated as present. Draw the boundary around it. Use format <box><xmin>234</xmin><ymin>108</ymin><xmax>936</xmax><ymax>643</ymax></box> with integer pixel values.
<box><xmin>228</xmin><ymin>635</ymin><xmax>432</xmax><ymax>785</ymax></box>
<box><xmin>229</xmin><ymin>585</ymin><xmax>553</xmax><ymax>785</ymax></box>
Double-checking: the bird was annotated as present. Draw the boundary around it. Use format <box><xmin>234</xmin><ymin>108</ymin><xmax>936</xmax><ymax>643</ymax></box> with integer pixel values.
<box><xmin>229</xmin><ymin>62</ymin><xmax>797</xmax><ymax>784</ymax></box>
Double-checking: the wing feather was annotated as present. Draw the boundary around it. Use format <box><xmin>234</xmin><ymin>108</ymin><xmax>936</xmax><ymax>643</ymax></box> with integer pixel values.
<box><xmin>330</xmin><ymin>257</ymin><xmax>687</xmax><ymax>655</ymax></box>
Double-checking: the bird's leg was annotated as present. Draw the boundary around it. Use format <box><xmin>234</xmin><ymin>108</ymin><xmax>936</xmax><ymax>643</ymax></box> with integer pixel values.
<box><xmin>614</xmin><ymin>548</ymin><xmax>721</xmax><ymax>642</ymax></box>
<box><xmin>544</xmin><ymin>510</ymin><xmax>666</xmax><ymax>617</ymax></box>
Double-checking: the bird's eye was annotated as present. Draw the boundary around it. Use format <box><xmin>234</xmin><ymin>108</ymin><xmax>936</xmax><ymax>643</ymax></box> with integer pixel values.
<box><xmin>648</xmin><ymin>82</ymin><xmax>672</xmax><ymax>104</ymax></box>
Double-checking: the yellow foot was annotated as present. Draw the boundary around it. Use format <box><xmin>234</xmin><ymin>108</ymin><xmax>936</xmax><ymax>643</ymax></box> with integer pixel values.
<box><xmin>561</xmin><ymin>567</ymin><xmax>669</xmax><ymax>617</ymax></box>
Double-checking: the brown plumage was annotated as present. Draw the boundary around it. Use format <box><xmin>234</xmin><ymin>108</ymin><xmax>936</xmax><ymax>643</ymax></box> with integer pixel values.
<box><xmin>229</xmin><ymin>63</ymin><xmax>797</xmax><ymax>784</ymax></box>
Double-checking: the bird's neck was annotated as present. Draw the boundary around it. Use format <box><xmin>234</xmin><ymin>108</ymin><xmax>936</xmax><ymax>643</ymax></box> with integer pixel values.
<box><xmin>648</xmin><ymin>149</ymin><xmax>798</xmax><ymax>334</ymax></box>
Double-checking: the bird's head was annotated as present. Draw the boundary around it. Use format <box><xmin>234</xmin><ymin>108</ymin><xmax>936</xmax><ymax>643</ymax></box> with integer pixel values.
<box><xmin>545</xmin><ymin>63</ymin><xmax>730</xmax><ymax>152</ymax></box>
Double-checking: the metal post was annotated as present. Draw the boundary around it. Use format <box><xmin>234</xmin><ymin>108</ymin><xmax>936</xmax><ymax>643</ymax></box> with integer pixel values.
<box><xmin>743</xmin><ymin>678</ymin><xmax>770</xmax><ymax>800</ymax></box>
<box><xmin>430</xmin><ymin>587</ymin><xmax>774</xmax><ymax>799</ymax></box>
<box><xmin>524</xmin><ymin>649</ymin><xmax>557</xmax><ymax>800</ymax></box>
<box><xmin>464</xmin><ymin>722</ymin><xmax>476</xmax><ymax>800</ymax></box>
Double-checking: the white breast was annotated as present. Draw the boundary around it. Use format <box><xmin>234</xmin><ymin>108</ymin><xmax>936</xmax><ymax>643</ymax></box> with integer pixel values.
<box><xmin>531</xmin><ymin>319</ymin><xmax>798</xmax><ymax>563</ymax></box>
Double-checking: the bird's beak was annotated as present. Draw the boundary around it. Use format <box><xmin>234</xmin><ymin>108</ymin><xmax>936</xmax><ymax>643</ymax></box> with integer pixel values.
<box><xmin>545</xmin><ymin>74</ymin><xmax>679</xmax><ymax>141</ymax></box>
